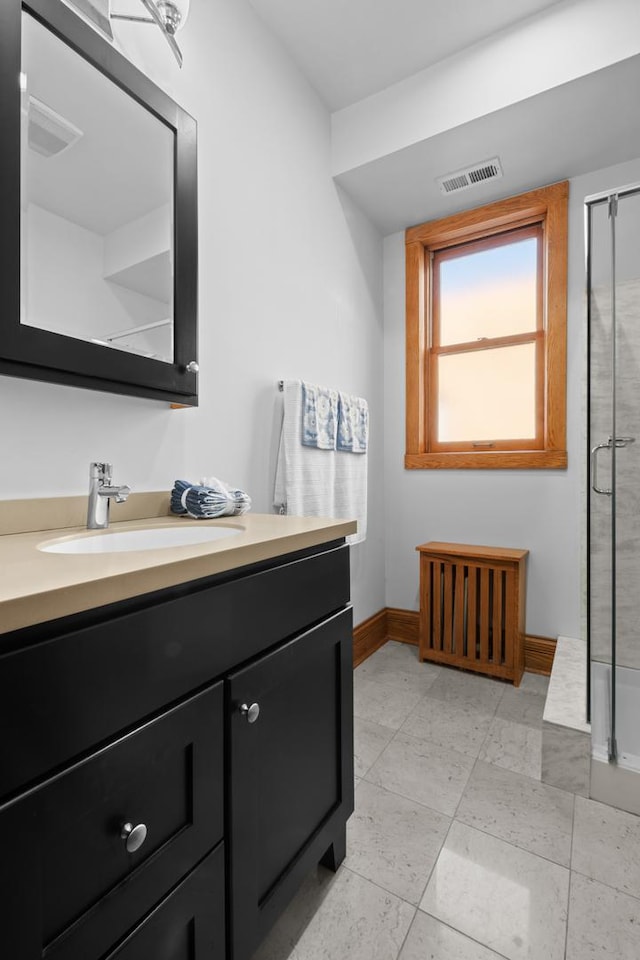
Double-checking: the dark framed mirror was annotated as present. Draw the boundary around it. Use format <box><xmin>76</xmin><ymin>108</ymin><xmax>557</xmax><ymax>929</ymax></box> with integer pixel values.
<box><xmin>0</xmin><ymin>0</ymin><xmax>198</xmax><ymax>404</ymax></box>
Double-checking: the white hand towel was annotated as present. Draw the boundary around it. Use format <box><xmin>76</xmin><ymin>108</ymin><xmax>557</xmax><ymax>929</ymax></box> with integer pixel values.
<box><xmin>274</xmin><ymin>380</ymin><xmax>367</xmax><ymax>545</ymax></box>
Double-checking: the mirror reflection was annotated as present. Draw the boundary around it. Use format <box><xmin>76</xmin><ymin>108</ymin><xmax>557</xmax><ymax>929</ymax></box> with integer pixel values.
<box><xmin>20</xmin><ymin>11</ymin><xmax>175</xmax><ymax>363</ymax></box>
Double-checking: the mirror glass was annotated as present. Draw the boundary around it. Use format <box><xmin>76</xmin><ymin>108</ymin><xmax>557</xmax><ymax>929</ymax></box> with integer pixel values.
<box><xmin>20</xmin><ymin>11</ymin><xmax>175</xmax><ymax>363</ymax></box>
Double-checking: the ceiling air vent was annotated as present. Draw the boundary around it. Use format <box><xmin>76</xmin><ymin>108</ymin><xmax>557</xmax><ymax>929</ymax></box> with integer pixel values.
<box><xmin>27</xmin><ymin>97</ymin><xmax>83</xmax><ymax>159</ymax></box>
<box><xmin>437</xmin><ymin>157</ymin><xmax>503</xmax><ymax>195</ymax></box>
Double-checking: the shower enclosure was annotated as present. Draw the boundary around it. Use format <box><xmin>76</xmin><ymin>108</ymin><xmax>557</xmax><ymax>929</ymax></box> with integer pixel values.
<box><xmin>587</xmin><ymin>182</ymin><xmax>640</xmax><ymax>814</ymax></box>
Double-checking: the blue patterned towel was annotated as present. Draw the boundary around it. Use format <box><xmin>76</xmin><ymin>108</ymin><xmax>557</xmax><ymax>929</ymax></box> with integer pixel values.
<box><xmin>337</xmin><ymin>392</ymin><xmax>368</xmax><ymax>453</ymax></box>
<box><xmin>301</xmin><ymin>381</ymin><xmax>338</xmax><ymax>450</ymax></box>
<box><xmin>200</xmin><ymin>477</ymin><xmax>251</xmax><ymax>515</ymax></box>
<box><xmin>171</xmin><ymin>478</ymin><xmax>251</xmax><ymax>518</ymax></box>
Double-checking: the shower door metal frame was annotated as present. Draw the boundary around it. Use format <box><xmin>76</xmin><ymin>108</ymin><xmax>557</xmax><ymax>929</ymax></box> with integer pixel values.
<box><xmin>585</xmin><ymin>180</ymin><xmax>640</xmax><ymax>757</ymax></box>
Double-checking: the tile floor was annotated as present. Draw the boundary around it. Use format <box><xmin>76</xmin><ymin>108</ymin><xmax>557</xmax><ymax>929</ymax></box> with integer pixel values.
<box><xmin>251</xmin><ymin>641</ymin><xmax>640</xmax><ymax>960</ymax></box>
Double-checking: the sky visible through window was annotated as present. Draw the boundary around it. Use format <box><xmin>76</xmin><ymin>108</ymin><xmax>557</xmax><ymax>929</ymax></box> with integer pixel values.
<box><xmin>437</xmin><ymin>235</ymin><xmax>538</xmax><ymax>441</ymax></box>
<box><xmin>441</xmin><ymin>236</ymin><xmax>537</xmax><ymax>291</ymax></box>
<box><xmin>438</xmin><ymin>236</ymin><xmax>538</xmax><ymax>346</ymax></box>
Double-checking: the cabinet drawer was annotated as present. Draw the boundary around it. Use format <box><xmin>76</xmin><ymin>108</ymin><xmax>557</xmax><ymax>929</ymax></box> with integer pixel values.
<box><xmin>1</xmin><ymin>684</ymin><xmax>222</xmax><ymax>960</ymax></box>
<box><xmin>0</xmin><ymin>543</ymin><xmax>349</xmax><ymax>799</ymax></box>
<box><xmin>104</xmin><ymin>844</ymin><xmax>225</xmax><ymax>960</ymax></box>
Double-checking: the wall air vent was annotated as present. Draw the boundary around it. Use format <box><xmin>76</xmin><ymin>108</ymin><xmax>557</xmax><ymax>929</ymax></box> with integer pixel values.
<box><xmin>27</xmin><ymin>97</ymin><xmax>83</xmax><ymax>159</ymax></box>
<box><xmin>437</xmin><ymin>157</ymin><xmax>503</xmax><ymax>195</ymax></box>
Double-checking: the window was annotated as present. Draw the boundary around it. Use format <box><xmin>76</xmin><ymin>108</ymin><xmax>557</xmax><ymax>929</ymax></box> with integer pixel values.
<box><xmin>405</xmin><ymin>182</ymin><xmax>568</xmax><ymax>469</ymax></box>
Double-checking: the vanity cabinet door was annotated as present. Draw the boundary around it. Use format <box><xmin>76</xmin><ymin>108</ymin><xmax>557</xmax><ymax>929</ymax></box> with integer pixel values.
<box><xmin>227</xmin><ymin>606</ymin><xmax>354</xmax><ymax>960</ymax></box>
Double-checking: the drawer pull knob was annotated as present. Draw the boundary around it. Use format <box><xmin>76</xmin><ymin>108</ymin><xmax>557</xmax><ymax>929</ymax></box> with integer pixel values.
<box><xmin>121</xmin><ymin>822</ymin><xmax>148</xmax><ymax>853</ymax></box>
<box><xmin>239</xmin><ymin>702</ymin><xmax>260</xmax><ymax>724</ymax></box>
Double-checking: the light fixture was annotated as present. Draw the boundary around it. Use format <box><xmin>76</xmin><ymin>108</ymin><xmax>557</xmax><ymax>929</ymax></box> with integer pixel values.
<box><xmin>111</xmin><ymin>0</ymin><xmax>190</xmax><ymax>67</ymax></box>
<box><xmin>66</xmin><ymin>0</ymin><xmax>114</xmax><ymax>39</ymax></box>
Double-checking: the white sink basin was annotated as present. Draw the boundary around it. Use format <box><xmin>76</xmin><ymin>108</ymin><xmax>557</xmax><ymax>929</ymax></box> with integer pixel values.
<box><xmin>40</xmin><ymin>525</ymin><xmax>244</xmax><ymax>554</ymax></box>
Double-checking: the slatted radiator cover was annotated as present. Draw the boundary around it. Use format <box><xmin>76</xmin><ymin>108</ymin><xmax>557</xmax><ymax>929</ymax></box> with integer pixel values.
<box><xmin>416</xmin><ymin>542</ymin><xmax>528</xmax><ymax>686</ymax></box>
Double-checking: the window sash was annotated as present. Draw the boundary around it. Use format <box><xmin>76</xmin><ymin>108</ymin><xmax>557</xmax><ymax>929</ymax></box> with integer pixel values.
<box><xmin>431</xmin><ymin>223</ymin><xmax>543</xmax><ymax>345</ymax></box>
<box><xmin>427</xmin><ymin>223</ymin><xmax>544</xmax><ymax>452</ymax></box>
<box><xmin>428</xmin><ymin>338</ymin><xmax>545</xmax><ymax>451</ymax></box>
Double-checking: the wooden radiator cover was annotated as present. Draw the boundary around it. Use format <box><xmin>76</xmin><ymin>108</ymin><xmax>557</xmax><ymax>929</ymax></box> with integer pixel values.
<box><xmin>416</xmin><ymin>542</ymin><xmax>528</xmax><ymax>686</ymax></box>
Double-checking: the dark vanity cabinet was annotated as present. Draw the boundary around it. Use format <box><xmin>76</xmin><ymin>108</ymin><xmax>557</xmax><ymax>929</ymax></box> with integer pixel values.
<box><xmin>0</xmin><ymin>541</ymin><xmax>354</xmax><ymax>960</ymax></box>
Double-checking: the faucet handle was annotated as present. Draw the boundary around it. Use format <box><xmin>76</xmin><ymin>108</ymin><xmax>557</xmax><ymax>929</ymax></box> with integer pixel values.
<box><xmin>90</xmin><ymin>462</ymin><xmax>112</xmax><ymax>481</ymax></box>
<box><xmin>115</xmin><ymin>485</ymin><xmax>131</xmax><ymax>503</ymax></box>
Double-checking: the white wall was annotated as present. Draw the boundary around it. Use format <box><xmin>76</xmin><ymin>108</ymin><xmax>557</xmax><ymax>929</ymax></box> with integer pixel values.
<box><xmin>103</xmin><ymin>204</ymin><xmax>171</xmax><ymax>279</ymax></box>
<box><xmin>332</xmin><ymin>0</ymin><xmax>640</xmax><ymax>176</ymax></box>
<box><xmin>382</xmin><ymin>157</ymin><xmax>640</xmax><ymax>640</ymax></box>
<box><xmin>0</xmin><ymin>0</ymin><xmax>386</xmax><ymax>624</ymax></box>
<box><xmin>24</xmin><ymin>204</ymin><xmax>168</xmax><ymax>343</ymax></box>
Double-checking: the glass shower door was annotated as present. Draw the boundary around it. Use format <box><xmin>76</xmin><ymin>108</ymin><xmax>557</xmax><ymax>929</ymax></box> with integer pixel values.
<box><xmin>588</xmin><ymin>185</ymin><xmax>640</xmax><ymax>768</ymax></box>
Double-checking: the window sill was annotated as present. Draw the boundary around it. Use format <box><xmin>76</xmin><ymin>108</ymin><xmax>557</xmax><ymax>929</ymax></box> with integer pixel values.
<box><xmin>404</xmin><ymin>450</ymin><xmax>568</xmax><ymax>470</ymax></box>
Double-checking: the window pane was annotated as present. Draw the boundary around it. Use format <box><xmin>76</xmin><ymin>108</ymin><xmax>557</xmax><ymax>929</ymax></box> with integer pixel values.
<box><xmin>438</xmin><ymin>236</ymin><xmax>538</xmax><ymax>346</ymax></box>
<box><xmin>437</xmin><ymin>343</ymin><xmax>537</xmax><ymax>442</ymax></box>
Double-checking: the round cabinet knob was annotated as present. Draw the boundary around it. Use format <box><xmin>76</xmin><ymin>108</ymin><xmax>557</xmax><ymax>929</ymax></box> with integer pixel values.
<box><xmin>185</xmin><ymin>360</ymin><xmax>199</xmax><ymax>373</ymax></box>
<box><xmin>121</xmin><ymin>821</ymin><xmax>148</xmax><ymax>853</ymax></box>
<box><xmin>239</xmin><ymin>702</ymin><xmax>260</xmax><ymax>724</ymax></box>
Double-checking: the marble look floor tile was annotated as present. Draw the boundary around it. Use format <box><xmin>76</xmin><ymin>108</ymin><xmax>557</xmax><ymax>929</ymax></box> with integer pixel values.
<box><xmin>420</xmin><ymin>821</ymin><xmax>569</xmax><ymax>960</ymax></box>
<box><xmin>353</xmin><ymin>716</ymin><xmax>395</xmax><ymax>778</ymax></box>
<box><xmin>365</xmin><ymin>731</ymin><xmax>475</xmax><ymax>816</ymax></box>
<box><xmin>566</xmin><ymin>873</ymin><xmax>640</xmax><ymax>960</ymax></box>
<box><xmin>426</xmin><ymin>669</ymin><xmax>506</xmax><ymax>716</ymax></box>
<box><xmin>376</xmin><ymin>640</ymin><xmax>423</xmax><ymax>667</ymax></box>
<box><xmin>495</xmin><ymin>688</ymin><xmax>546</xmax><ymax>729</ymax></box>
<box><xmin>456</xmin><ymin>761</ymin><xmax>574</xmax><ymax>866</ymax></box>
<box><xmin>399</xmin><ymin>911</ymin><xmax>506</xmax><ymax>960</ymax></box>
<box><xmin>478</xmin><ymin>718</ymin><xmax>542</xmax><ymax>779</ymax></box>
<box><xmin>572</xmin><ymin>795</ymin><xmax>640</xmax><ymax>898</ymax></box>
<box><xmin>356</xmin><ymin>641</ymin><xmax>424</xmax><ymax>674</ymax></box>
<box><xmin>401</xmin><ymin>696</ymin><xmax>494</xmax><ymax>759</ymax></box>
<box><xmin>356</xmin><ymin>650</ymin><xmax>441</xmax><ymax>697</ymax></box>
<box><xmin>250</xmin><ymin>866</ymin><xmax>337</xmax><ymax>960</ymax></box>
<box><xmin>519</xmin><ymin>672</ymin><xmax>550</xmax><ymax>696</ymax></box>
<box><xmin>293</xmin><ymin>867</ymin><xmax>415</xmax><ymax>960</ymax></box>
<box><xmin>353</xmin><ymin>674</ymin><xmax>422</xmax><ymax>730</ymax></box>
<box><xmin>346</xmin><ymin>780</ymin><xmax>450</xmax><ymax>904</ymax></box>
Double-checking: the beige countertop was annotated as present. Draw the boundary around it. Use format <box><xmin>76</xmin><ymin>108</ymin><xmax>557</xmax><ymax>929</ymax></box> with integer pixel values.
<box><xmin>0</xmin><ymin>507</ymin><xmax>356</xmax><ymax>636</ymax></box>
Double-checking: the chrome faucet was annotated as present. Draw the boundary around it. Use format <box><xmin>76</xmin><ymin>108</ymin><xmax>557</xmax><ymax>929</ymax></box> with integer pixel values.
<box><xmin>87</xmin><ymin>462</ymin><xmax>131</xmax><ymax>529</ymax></box>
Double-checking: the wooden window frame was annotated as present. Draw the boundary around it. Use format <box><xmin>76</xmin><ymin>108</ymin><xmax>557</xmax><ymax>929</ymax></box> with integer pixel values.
<box><xmin>405</xmin><ymin>182</ymin><xmax>568</xmax><ymax>469</ymax></box>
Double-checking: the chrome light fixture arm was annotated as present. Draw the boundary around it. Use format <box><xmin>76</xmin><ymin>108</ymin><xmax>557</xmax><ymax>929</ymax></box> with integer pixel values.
<box><xmin>111</xmin><ymin>0</ymin><xmax>184</xmax><ymax>67</ymax></box>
